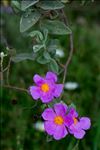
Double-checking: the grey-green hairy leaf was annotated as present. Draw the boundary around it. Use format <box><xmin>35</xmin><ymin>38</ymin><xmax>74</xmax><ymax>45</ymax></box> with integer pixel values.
<box><xmin>38</xmin><ymin>1</ymin><xmax>64</xmax><ymax>10</ymax></box>
<box><xmin>61</xmin><ymin>0</ymin><xmax>69</xmax><ymax>3</ymax></box>
<box><xmin>49</xmin><ymin>59</ymin><xmax>59</xmax><ymax>73</ymax></box>
<box><xmin>41</xmin><ymin>20</ymin><xmax>72</xmax><ymax>35</ymax></box>
<box><xmin>20</xmin><ymin>11</ymin><xmax>41</xmax><ymax>32</ymax></box>
<box><xmin>11</xmin><ymin>0</ymin><xmax>21</xmax><ymax>10</ymax></box>
<box><xmin>43</xmin><ymin>51</ymin><xmax>51</xmax><ymax>60</ymax></box>
<box><xmin>48</xmin><ymin>39</ymin><xmax>60</xmax><ymax>51</ymax></box>
<box><xmin>43</xmin><ymin>29</ymin><xmax>48</xmax><ymax>43</ymax></box>
<box><xmin>72</xmin><ymin>141</ymin><xmax>79</xmax><ymax>150</ymax></box>
<box><xmin>33</xmin><ymin>44</ymin><xmax>44</xmax><ymax>53</ymax></box>
<box><xmin>47</xmin><ymin>39</ymin><xmax>60</xmax><ymax>56</ymax></box>
<box><xmin>21</xmin><ymin>0</ymin><xmax>39</xmax><ymax>11</ymax></box>
<box><xmin>37</xmin><ymin>55</ymin><xmax>50</xmax><ymax>64</ymax></box>
<box><xmin>68</xmin><ymin>103</ymin><xmax>76</xmax><ymax>110</ymax></box>
<box><xmin>28</xmin><ymin>31</ymin><xmax>43</xmax><ymax>41</ymax></box>
<box><xmin>11</xmin><ymin>53</ymin><xmax>35</xmax><ymax>63</ymax></box>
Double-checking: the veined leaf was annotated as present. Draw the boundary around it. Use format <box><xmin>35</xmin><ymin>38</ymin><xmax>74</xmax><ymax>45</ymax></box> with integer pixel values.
<box><xmin>33</xmin><ymin>44</ymin><xmax>44</xmax><ymax>53</ymax></box>
<box><xmin>28</xmin><ymin>30</ymin><xmax>43</xmax><ymax>41</ymax></box>
<box><xmin>38</xmin><ymin>1</ymin><xmax>64</xmax><ymax>10</ymax></box>
<box><xmin>20</xmin><ymin>11</ymin><xmax>41</xmax><ymax>32</ymax></box>
<box><xmin>11</xmin><ymin>0</ymin><xmax>21</xmax><ymax>9</ymax></box>
<box><xmin>11</xmin><ymin>53</ymin><xmax>36</xmax><ymax>63</ymax></box>
<box><xmin>37</xmin><ymin>55</ymin><xmax>50</xmax><ymax>64</ymax></box>
<box><xmin>43</xmin><ymin>29</ymin><xmax>48</xmax><ymax>43</ymax></box>
<box><xmin>61</xmin><ymin>0</ymin><xmax>69</xmax><ymax>3</ymax></box>
<box><xmin>21</xmin><ymin>0</ymin><xmax>39</xmax><ymax>11</ymax></box>
<box><xmin>47</xmin><ymin>39</ymin><xmax>60</xmax><ymax>56</ymax></box>
<box><xmin>40</xmin><ymin>20</ymin><xmax>72</xmax><ymax>35</ymax></box>
<box><xmin>43</xmin><ymin>51</ymin><xmax>51</xmax><ymax>60</ymax></box>
<box><xmin>49</xmin><ymin>59</ymin><xmax>59</xmax><ymax>73</ymax></box>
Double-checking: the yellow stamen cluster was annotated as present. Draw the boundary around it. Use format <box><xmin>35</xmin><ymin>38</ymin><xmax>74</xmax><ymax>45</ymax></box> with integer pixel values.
<box><xmin>41</xmin><ymin>83</ymin><xmax>49</xmax><ymax>92</ymax></box>
<box><xmin>73</xmin><ymin>117</ymin><xmax>78</xmax><ymax>125</ymax></box>
<box><xmin>54</xmin><ymin>116</ymin><xmax>64</xmax><ymax>125</ymax></box>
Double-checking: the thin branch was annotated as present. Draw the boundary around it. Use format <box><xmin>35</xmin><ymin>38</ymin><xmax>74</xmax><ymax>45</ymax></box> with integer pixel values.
<box><xmin>3</xmin><ymin>67</ymin><xmax>8</xmax><ymax>72</ymax></box>
<box><xmin>2</xmin><ymin>84</ymin><xmax>28</xmax><ymax>93</ymax></box>
<box><xmin>0</xmin><ymin>68</ymin><xmax>3</xmax><ymax>86</ymax></box>
<box><xmin>56</xmin><ymin>60</ymin><xmax>65</xmax><ymax>69</ymax></box>
<box><xmin>3</xmin><ymin>58</ymin><xmax>11</xmax><ymax>73</ymax></box>
<box><xmin>61</xmin><ymin>9</ymin><xmax>74</xmax><ymax>84</ymax></box>
<box><xmin>6</xmin><ymin>58</ymin><xmax>11</xmax><ymax>85</ymax></box>
<box><xmin>63</xmin><ymin>34</ymin><xmax>73</xmax><ymax>84</ymax></box>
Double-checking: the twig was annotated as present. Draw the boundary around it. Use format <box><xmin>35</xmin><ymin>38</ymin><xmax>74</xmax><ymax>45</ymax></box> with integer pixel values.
<box><xmin>63</xmin><ymin>34</ymin><xmax>73</xmax><ymax>84</ymax></box>
<box><xmin>0</xmin><ymin>66</ymin><xmax>3</xmax><ymax>86</ymax></box>
<box><xmin>0</xmin><ymin>56</ymin><xmax>4</xmax><ymax>86</ymax></box>
<box><xmin>61</xmin><ymin>9</ymin><xmax>74</xmax><ymax>84</ymax></box>
<box><xmin>3</xmin><ymin>67</ymin><xmax>8</xmax><ymax>72</ymax></box>
<box><xmin>6</xmin><ymin>58</ymin><xmax>11</xmax><ymax>85</ymax></box>
<box><xmin>56</xmin><ymin>61</ymin><xmax>65</xmax><ymax>69</ymax></box>
<box><xmin>2</xmin><ymin>84</ymin><xmax>28</xmax><ymax>93</ymax></box>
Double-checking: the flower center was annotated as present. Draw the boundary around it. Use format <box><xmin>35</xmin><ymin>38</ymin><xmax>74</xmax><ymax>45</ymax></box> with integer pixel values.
<box><xmin>54</xmin><ymin>116</ymin><xmax>64</xmax><ymax>125</ymax></box>
<box><xmin>41</xmin><ymin>83</ymin><xmax>49</xmax><ymax>92</ymax></box>
<box><xmin>73</xmin><ymin>117</ymin><xmax>78</xmax><ymax>125</ymax></box>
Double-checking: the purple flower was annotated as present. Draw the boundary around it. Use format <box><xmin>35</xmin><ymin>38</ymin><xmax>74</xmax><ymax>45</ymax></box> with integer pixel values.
<box><xmin>29</xmin><ymin>72</ymin><xmax>63</xmax><ymax>103</ymax></box>
<box><xmin>67</xmin><ymin>108</ymin><xmax>91</xmax><ymax>139</ymax></box>
<box><xmin>42</xmin><ymin>103</ymin><xmax>70</xmax><ymax>140</ymax></box>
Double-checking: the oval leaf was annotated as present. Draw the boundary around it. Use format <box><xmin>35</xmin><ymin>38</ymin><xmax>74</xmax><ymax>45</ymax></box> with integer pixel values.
<box><xmin>20</xmin><ymin>11</ymin><xmax>41</xmax><ymax>32</ymax></box>
<box><xmin>28</xmin><ymin>30</ymin><xmax>43</xmax><ymax>41</ymax></box>
<box><xmin>38</xmin><ymin>1</ymin><xmax>64</xmax><ymax>10</ymax></box>
<box><xmin>37</xmin><ymin>55</ymin><xmax>50</xmax><ymax>64</ymax></box>
<box><xmin>43</xmin><ymin>51</ymin><xmax>51</xmax><ymax>60</ymax></box>
<box><xmin>40</xmin><ymin>20</ymin><xmax>72</xmax><ymax>35</ymax></box>
<box><xmin>11</xmin><ymin>0</ymin><xmax>21</xmax><ymax>9</ymax></box>
<box><xmin>33</xmin><ymin>44</ymin><xmax>44</xmax><ymax>53</ymax></box>
<box><xmin>11</xmin><ymin>53</ymin><xmax>36</xmax><ymax>63</ymax></box>
<box><xmin>21</xmin><ymin>0</ymin><xmax>39</xmax><ymax>11</ymax></box>
<box><xmin>61</xmin><ymin>0</ymin><xmax>69</xmax><ymax>3</ymax></box>
<box><xmin>49</xmin><ymin>59</ymin><xmax>59</xmax><ymax>73</ymax></box>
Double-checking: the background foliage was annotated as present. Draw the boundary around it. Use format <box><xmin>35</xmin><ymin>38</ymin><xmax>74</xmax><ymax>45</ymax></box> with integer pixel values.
<box><xmin>0</xmin><ymin>0</ymin><xmax>100</xmax><ymax>150</ymax></box>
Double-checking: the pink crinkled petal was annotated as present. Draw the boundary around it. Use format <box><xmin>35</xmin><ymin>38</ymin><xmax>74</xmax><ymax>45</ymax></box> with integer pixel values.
<box><xmin>33</xmin><ymin>74</ymin><xmax>44</xmax><ymax>86</ymax></box>
<box><xmin>44</xmin><ymin>121</ymin><xmax>56</xmax><ymax>135</ymax></box>
<box><xmin>42</xmin><ymin>108</ymin><xmax>56</xmax><ymax>121</ymax></box>
<box><xmin>46</xmin><ymin>71</ymin><xmax>57</xmax><ymax>82</ymax></box>
<box><xmin>54</xmin><ymin>103</ymin><xmax>67</xmax><ymax>116</ymax></box>
<box><xmin>53</xmin><ymin>125</ymin><xmax>68</xmax><ymax>140</ymax></box>
<box><xmin>29</xmin><ymin>86</ymin><xmax>40</xmax><ymax>100</ymax></box>
<box><xmin>54</xmin><ymin>84</ymin><xmax>63</xmax><ymax>98</ymax></box>
<box><xmin>79</xmin><ymin>117</ymin><xmax>91</xmax><ymax>130</ymax></box>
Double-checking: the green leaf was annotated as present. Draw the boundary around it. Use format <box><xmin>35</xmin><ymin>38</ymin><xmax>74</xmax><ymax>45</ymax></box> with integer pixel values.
<box><xmin>46</xmin><ymin>135</ymin><xmax>53</xmax><ymax>142</ymax></box>
<box><xmin>37</xmin><ymin>55</ymin><xmax>50</xmax><ymax>64</ymax></box>
<box><xmin>33</xmin><ymin>44</ymin><xmax>44</xmax><ymax>53</ymax></box>
<box><xmin>69</xmin><ymin>103</ymin><xmax>76</xmax><ymax>110</ymax></box>
<box><xmin>21</xmin><ymin>0</ymin><xmax>39</xmax><ymax>11</ymax></box>
<box><xmin>49</xmin><ymin>59</ymin><xmax>59</xmax><ymax>73</ymax></box>
<box><xmin>48</xmin><ymin>39</ymin><xmax>60</xmax><ymax>50</ymax></box>
<box><xmin>28</xmin><ymin>30</ymin><xmax>43</xmax><ymax>41</ymax></box>
<box><xmin>48</xmin><ymin>99</ymin><xmax>61</xmax><ymax>107</ymax></box>
<box><xmin>11</xmin><ymin>53</ymin><xmax>36</xmax><ymax>63</ymax></box>
<box><xmin>43</xmin><ymin>51</ymin><xmax>51</xmax><ymax>60</ymax></box>
<box><xmin>40</xmin><ymin>20</ymin><xmax>72</xmax><ymax>35</ymax></box>
<box><xmin>20</xmin><ymin>11</ymin><xmax>41</xmax><ymax>32</ymax></box>
<box><xmin>11</xmin><ymin>0</ymin><xmax>21</xmax><ymax>10</ymax></box>
<box><xmin>61</xmin><ymin>0</ymin><xmax>69</xmax><ymax>3</ymax></box>
<box><xmin>43</xmin><ymin>29</ymin><xmax>48</xmax><ymax>43</ymax></box>
<box><xmin>38</xmin><ymin>1</ymin><xmax>64</xmax><ymax>10</ymax></box>
<box><xmin>72</xmin><ymin>141</ymin><xmax>79</xmax><ymax>150</ymax></box>
<box><xmin>47</xmin><ymin>39</ymin><xmax>60</xmax><ymax>56</ymax></box>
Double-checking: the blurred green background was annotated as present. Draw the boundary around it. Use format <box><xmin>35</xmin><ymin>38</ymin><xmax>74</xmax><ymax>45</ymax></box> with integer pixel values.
<box><xmin>0</xmin><ymin>1</ymin><xmax>100</xmax><ymax>150</ymax></box>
